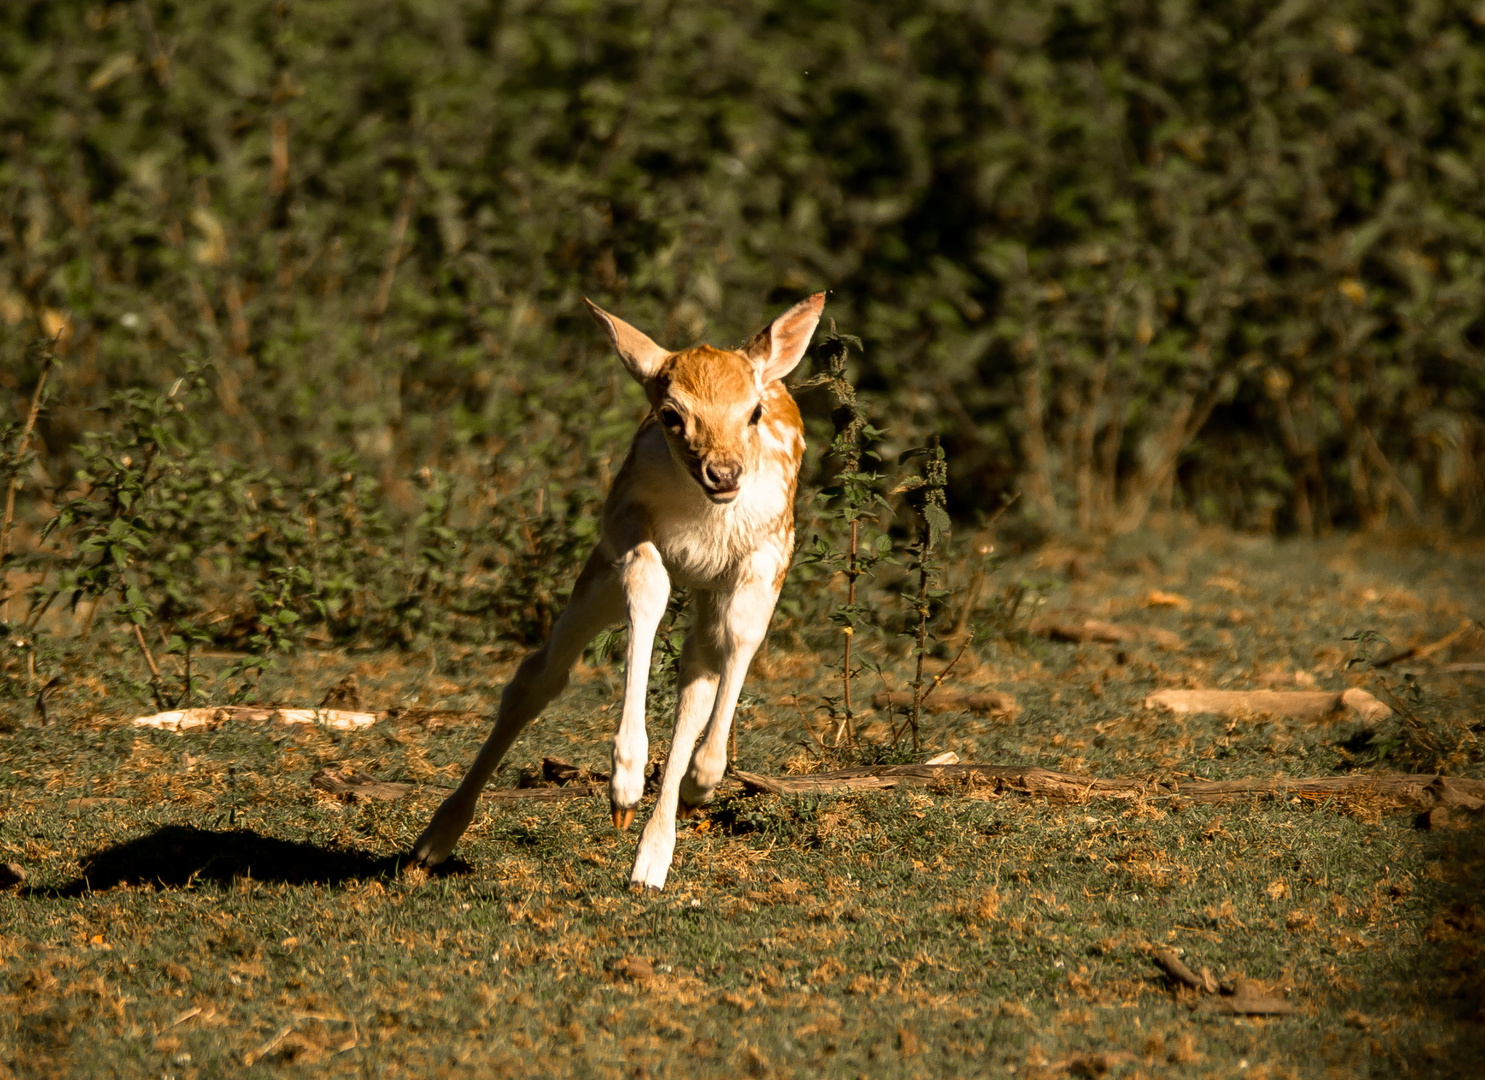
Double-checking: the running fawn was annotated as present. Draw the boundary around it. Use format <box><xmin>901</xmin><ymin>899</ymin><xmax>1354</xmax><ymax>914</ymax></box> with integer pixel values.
<box><xmin>412</xmin><ymin>293</ymin><xmax>825</xmax><ymax>889</ymax></box>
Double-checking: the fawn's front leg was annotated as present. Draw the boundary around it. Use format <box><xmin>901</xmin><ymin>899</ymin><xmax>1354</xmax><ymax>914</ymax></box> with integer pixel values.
<box><xmin>609</xmin><ymin>542</ymin><xmax>670</xmax><ymax>829</ymax></box>
<box><xmin>622</xmin><ymin>598</ymin><xmax>722</xmax><ymax>891</ymax></box>
<box><xmin>631</xmin><ymin>580</ymin><xmax>773</xmax><ymax>891</ymax></box>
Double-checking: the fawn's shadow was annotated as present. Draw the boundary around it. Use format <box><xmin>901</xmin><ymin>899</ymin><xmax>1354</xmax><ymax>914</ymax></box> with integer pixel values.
<box><xmin>39</xmin><ymin>825</ymin><xmax>468</xmax><ymax>897</ymax></box>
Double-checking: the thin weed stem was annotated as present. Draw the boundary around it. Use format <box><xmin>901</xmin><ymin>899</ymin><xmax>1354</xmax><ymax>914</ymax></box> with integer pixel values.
<box><xmin>0</xmin><ymin>350</ymin><xmax>54</xmax><ymax>624</ymax></box>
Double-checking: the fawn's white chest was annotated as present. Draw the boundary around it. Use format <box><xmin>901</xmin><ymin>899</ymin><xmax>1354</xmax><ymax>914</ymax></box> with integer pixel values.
<box><xmin>628</xmin><ymin>426</ymin><xmax>795</xmax><ymax>589</ymax></box>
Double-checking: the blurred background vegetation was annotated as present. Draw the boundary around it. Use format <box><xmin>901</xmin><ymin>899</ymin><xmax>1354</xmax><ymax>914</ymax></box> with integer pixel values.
<box><xmin>2</xmin><ymin>0</ymin><xmax>1485</xmax><ymax>681</ymax></box>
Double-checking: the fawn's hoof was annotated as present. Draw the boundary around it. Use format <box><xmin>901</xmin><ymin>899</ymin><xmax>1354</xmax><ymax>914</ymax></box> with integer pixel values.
<box><xmin>411</xmin><ymin>828</ymin><xmax>454</xmax><ymax>868</ymax></box>
<box><xmin>677</xmin><ymin>799</ymin><xmax>702</xmax><ymax>820</ymax></box>
<box><xmin>612</xmin><ymin>806</ymin><xmax>636</xmax><ymax>831</ymax></box>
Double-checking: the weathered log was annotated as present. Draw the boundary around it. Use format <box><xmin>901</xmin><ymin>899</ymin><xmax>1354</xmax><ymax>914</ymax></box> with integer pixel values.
<box><xmin>133</xmin><ymin>706</ymin><xmax>378</xmax><ymax>732</ymax></box>
<box><xmin>1422</xmin><ymin>776</ymin><xmax>1484</xmax><ymax>810</ymax></box>
<box><xmin>1144</xmin><ymin>688</ymin><xmax>1390</xmax><ymax>722</ymax></box>
<box><xmin>737</xmin><ymin>764</ymin><xmax>1156</xmax><ymax>798</ymax></box>
<box><xmin>734</xmin><ymin>771</ymin><xmax>901</xmax><ymax>795</ymax></box>
<box><xmin>300</xmin><ymin>756</ymin><xmax>1484</xmax><ymax>815</ymax></box>
<box><xmin>732</xmin><ymin>764</ymin><xmax>1485</xmax><ymax>810</ymax></box>
<box><xmin>1151</xmin><ymin>947</ymin><xmax>1208</xmax><ymax>992</ymax></box>
<box><xmin>129</xmin><ymin>704</ymin><xmax>496</xmax><ymax>733</ymax></box>
<box><xmin>1151</xmin><ymin>953</ymin><xmax>1297</xmax><ymax>1015</ymax></box>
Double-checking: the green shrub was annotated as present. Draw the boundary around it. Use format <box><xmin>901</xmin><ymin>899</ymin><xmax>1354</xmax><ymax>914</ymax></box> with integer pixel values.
<box><xmin>2</xmin><ymin>0</ymin><xmax>1484</xmax><ymax>682</ymax></box>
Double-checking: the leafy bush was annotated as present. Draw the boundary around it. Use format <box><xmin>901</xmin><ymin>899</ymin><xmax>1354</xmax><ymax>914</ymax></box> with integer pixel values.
<box><xmin>2</xmin><ymin>0</ymin><xmax>1484</xmax><ymax>693</ymax></box>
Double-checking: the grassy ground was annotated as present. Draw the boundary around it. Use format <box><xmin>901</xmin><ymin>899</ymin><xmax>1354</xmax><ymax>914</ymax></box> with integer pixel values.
<box><xmin>2</xmin><ymin>522</ymin><xmax>1483</xmax><ymax>1078</ymax></box>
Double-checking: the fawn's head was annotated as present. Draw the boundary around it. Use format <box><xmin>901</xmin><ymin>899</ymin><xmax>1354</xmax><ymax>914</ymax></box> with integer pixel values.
<box><xmin>584</xmin><ymin>294</ymin><xmax>824</xmax><ymax>504</ymax></box>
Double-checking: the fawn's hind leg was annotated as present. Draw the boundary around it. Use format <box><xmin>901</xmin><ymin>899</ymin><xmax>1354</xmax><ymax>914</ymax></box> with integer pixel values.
<box><xmin>412</xmin><ymin>554</ymin><xmax>622</xmax><ymax>867</ymax></box>
<box><xmin>678</xmin><ymin>577</ymin><xmax>776</xmax><ymax>815</ymax></box>
<box><xmin>656</xmin><ymin>596</ymin><xmax>723</xmax><ymax>829</ymax></box>
<box><xmin>673</xmin><ymin>593</ymin><xmax>724</xmax><ymax>819</ymax></box>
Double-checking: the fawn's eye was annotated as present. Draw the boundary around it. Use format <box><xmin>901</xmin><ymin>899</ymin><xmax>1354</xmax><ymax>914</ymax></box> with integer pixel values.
<box><xmin>659</xmin><ymin>405</ymin><xmax>684</xmax><ymax>431</ymax></box>
<box><xmin>748</xmin><ymin>403</ymin><xmax>763</xmax><ymax>426</ymax></box>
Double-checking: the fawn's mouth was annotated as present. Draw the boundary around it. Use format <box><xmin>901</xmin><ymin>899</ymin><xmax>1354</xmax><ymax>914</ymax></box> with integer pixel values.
<box><xmin>703</xmin><ymin>486</ymin><xmax>739</xmax><ymax>504</ymax></box>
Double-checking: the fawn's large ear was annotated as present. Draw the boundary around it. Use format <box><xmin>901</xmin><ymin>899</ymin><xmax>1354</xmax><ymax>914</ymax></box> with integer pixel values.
<box><xmin>584</xmin><ymin>298</ymin><xmax>669</xmax><ymax>383</ymax></box>
<box><xmin>744</xmin><ymin>293</ymin><xmax>826</xmax><ymax>383</ymax></box>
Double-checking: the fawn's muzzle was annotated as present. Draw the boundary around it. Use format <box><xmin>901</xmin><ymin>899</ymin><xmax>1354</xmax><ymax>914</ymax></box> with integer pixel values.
<box><xmin>700</xmin><ymin>461</ymin><xmax>741</xmax><ymax>501</ymax></box>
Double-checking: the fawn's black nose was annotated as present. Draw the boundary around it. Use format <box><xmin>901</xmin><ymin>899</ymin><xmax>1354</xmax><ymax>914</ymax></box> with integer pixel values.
<box><xmin>701</xmin><ymin>461</ymin><xmax>741</xmax><ymax>499</ymax></box>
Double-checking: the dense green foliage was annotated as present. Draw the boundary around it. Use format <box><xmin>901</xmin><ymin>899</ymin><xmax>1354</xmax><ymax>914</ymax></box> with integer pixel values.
<box><xmin>4</xmin><ymin>0</ymin><xmax>1485</xmax><ymax>664</ymax></box>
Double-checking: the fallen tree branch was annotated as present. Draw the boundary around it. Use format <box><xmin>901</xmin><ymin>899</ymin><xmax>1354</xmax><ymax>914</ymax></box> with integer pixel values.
<box><xmin>1374</xmin><ymin>618</ymin><xmax>1477</xmax><ymax>669</ymax></box>
<box><xmin>134</xmin><ymin>706</ymin><xmax>380</xmax><ymax>732</ymax></box>
<box><xmin>379</xmin><ymin>706</ymin><xmax>487</xmax><ymax>725</ymax></box>
<box><xmin>128</xmin><ymin>705</ymin><xmax>492</xmax><ymax>732</ymax></box>
<box><xmin>730</xmin><ymin>764</ymin><xmax>1485</xmax><ymax>810</ymax></box>
<box><xmin>1149</xmin><ymin>949</ymin><xmax>1296</xmax><ymax>1016</ymax></box>
<box><xmin>298</xmin><ymin>758</ymin><xmax>1485</xmax><ymax>815</ymax></box>
<box><xmin>1151</xmin><ymin>947</ymin><xmax>1216</xmax><ymax>993</ymax></box>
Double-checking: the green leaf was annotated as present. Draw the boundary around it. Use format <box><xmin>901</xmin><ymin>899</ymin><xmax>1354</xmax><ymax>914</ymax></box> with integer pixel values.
<box><xmin>923</xmin><ymin>504</ymin><xmax>951</xmax><ymax>550</ymax></box>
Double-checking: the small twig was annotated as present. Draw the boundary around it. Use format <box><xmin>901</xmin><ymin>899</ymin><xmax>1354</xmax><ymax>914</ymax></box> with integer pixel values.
<box><xmin>367</xmin><ymin>174</ymin><xmax>418</xmax><ymax>344</ymax></box>
<box><xmin>130</xmin><ymin>622</ymin><xmax>167</xmax><ymax>710</ymax></box>
<box><xmin>832</xmin><ymin>624</ymin><xmax>857</xmax><ymax>748</ymax></box>
<box><xmin>1371</xmin><ymin>674</ymin><xmax>1472</xmax><ymax>769</ymax></box>
<box><xmin>181</xmin><ymin>636</ymin><xmax>193</xmax><ymax>708</ymax></box>
<box><xmin>0</xmin><ymin>352</ymin><xmax>55</xmax><ymax>623</ymax></box>
<box><xmin>133</xmin><ymin>1</ymin><xmax>172</xmax><ymax>87</ymax></box>
<box><xmin>23</xmin><ymin>588</ymin><xmax>61</xmax><ymax>636</ymax></box>
<box><xmin>1360</xmin><ymin>426</ymin><xmax>1422</xmax><ymax>527</ymax></box>
<box><xmin>158</xmin><ymin>1006</ymin><xmax>204</xmax><ymax>1034</ymax></box>
<box><xmin>903</xmin><ymin>435</ymin><xmax>948</xmax><ymax>751</ymax></box>
<box><xmin>790</xmin><ymin>695</ymin><xmax>830</xmax><ymax>756</ymax></box>
<box><xmin>951</xmin><ymin>494</ymin><xmax>1017</xmax><ymax>638</ymax></box>
<box><xmin>952</xmin><ymin>550</ymin><xmax>990</xmax><ymax>640</ymax></box>
<box><xmin>1374</xmin><ymin>618</ymin><xmax>1475</xmax><ymax>669</ymax></box>
<box><xmin>918</xmin><ymin>636</ymin><xmax>973</xmax><ymax>710</ymax></box>
<box><xmin>243</xmin><ymin>1024</ymin><xmax>295</xmax><ymax>1067</ymax></box>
